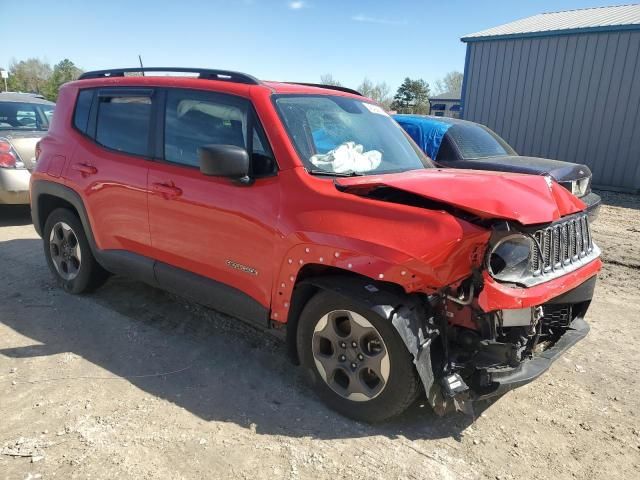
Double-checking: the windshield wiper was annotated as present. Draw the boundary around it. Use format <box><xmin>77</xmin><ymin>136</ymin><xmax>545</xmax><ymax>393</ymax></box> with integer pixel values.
<box><xmin>308</xmin><ymin>169</ymin><xmax>364</xmax><ymax>177</ymax></box>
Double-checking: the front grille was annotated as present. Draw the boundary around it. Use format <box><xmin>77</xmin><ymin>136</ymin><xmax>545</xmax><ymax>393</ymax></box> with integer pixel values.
<box><xmin>531</xmin><ymin>214</ymin><xmax>594</xmax><ymax>276</ymax></box>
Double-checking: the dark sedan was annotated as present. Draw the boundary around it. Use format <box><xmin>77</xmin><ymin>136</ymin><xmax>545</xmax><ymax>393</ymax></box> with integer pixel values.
<box><xmin>393</xmin><ymin>115</ymin><xmax>601</xmax><ymax>221</ymax></box>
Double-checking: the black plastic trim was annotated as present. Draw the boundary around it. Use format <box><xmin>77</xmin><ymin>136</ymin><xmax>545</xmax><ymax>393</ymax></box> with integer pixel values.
<box><xmin>96</xmin><ymin>249</ymin><xmax>158</xmax><ymax>286</ymax></box>
<box><xmin>79</xmin><ymin>67</ymin><xmax>261</xmax><ymax>85</ymax></box>
<box><xmin>31</xmin><ymin>180</ymin><xmax>98</xmax><ymax>249</ymax></box>
<box><xmin>474</xmin><ymin>317</ymin><xmax>590</xmax><ymax>400</ymax></box>
<box><xmin>288</xmin><ymin>83</ymin><xmax>363</xmax><ymax>96</ymax></box>
<box><xmin>154</xmin><ymin>261</ymin><xmax>269</xmax><ymax>327</ymax></box>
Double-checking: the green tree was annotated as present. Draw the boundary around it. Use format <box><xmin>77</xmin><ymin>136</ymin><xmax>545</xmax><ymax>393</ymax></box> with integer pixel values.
<box><xmin>6</xmin><ymin>58</ymin><xmax>52</xmax><ymax>94</ymax></box>
<box><xmin>434</xmin><ymin>71</ymin><xmax>463</xmax><ymax>96</ymax></box>
<box><xmin>391</xmin><ymin>77</ymin><xmax>430</xmax><ymax>114</ymax></box>
<box><xmin>357</xmin><ymin>78</ymin><xmax>392</xmax><ymax>110</ymax></box>
<box><xmin>319</xmin><ymin>74</ymin><xmax>342</xmax><ymax>86</ymax></box>
<box><xmin>44</xmin><ymin>59</ymin><xmax>83</xmax><ymax>101</ymax></box>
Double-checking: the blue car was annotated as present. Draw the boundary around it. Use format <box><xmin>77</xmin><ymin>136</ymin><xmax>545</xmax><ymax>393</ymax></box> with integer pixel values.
<box><xmin>393</xmin><ymin>115</ymin><xmax>601</xmax><ymax>221</ymax></box>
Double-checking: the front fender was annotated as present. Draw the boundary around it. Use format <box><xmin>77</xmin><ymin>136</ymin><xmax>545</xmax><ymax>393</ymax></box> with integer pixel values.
<box><xmin>270</xmin><ymin>233</ymin><xmax>432</xmax><ymax>323</ymax></box>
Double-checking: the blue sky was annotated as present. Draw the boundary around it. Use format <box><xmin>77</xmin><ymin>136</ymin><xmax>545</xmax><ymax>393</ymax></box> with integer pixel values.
<box><xmin>2</xmin><ymin>0</ymin><xmax>623</xmax><ymax>92</ymax></box>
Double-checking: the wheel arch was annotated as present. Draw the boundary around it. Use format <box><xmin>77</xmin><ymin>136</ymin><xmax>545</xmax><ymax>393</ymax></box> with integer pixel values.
<box><xmin>285</xmin><ymin>266</ymin><xmax>417</xmax><ymax>364</ymax></box>
<box><xmin>31</xmin><ymin>180</ymin><xmax>98</xmax><ymax>253</ymax></box>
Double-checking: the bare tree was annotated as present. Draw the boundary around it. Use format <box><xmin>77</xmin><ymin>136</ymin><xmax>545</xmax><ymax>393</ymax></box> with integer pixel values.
<box><xmin>357</xmin><ymin>78</ymin><xmax>392</xmax><ymax>110</ymax></box>
<box><xmin>320</xmin><ymin>74</ymin><xmax>342</xmax><ymax>86</ymax></box>
<box><xmin>433</xmin><ymin>71</ymin><xmax>463</xmax><ymax>96</ymax></box>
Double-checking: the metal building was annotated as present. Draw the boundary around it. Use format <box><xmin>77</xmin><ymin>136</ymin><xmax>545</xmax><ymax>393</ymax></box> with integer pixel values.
<box><xmin>461</xmin><ymin>4</ymin><xmax>640</xmax><ymax>193</ymax></box>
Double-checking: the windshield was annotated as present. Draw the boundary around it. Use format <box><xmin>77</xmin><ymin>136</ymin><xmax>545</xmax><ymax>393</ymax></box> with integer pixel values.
<box><xmin>0</xmin><ymin>101</ymin><xmax>54</xmax><ymax>131</ymax></box>
<box><xmin>446</xmin><ymin>123</ymin><xmax>516</xmax><ymax>160</ymax></box>
<box><xmin>275</xmin><ymin>95</ymin><xmax>433</xmax><ymax>175</ymax></box>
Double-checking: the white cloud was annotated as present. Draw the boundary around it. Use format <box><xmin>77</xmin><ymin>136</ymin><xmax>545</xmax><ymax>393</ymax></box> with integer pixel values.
<box><xmin>288</xmin><ymin>1</ymin><xmax>305</xmax><ymax>9</ymax></box>
<box><xmin>352</xmin><ymin>14</ymin><xmax>407</xmax><ymax>26</ymax></box>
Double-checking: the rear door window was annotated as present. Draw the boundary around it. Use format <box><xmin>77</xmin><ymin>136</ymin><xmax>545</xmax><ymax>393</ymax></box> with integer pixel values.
<box><xmin>95</xmin><ymin>91</ymin><xmax>153</xmax><ymax>156</ymax></box>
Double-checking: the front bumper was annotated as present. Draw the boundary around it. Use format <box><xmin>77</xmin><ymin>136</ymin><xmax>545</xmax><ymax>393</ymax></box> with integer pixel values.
<box><xmin>0</xmin><ymin>168</ymin><xmax>31</xmax><ymax>204</ymax></box>
<box><xmin>470</xmin><ymin>273</ymin><xmax>598</xmax><ymax>400</ymax></box>
<box><xmin>474</xmin><ymin>317</ymin><xmax>589</xmax><ymax>400</ymax></box>
<box><xmin>478</xmin><ymin>257</ymin><xmax>602</xmax><ymax>312</ymax></box>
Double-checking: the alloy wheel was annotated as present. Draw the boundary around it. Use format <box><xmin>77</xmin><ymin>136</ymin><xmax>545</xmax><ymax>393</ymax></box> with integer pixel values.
<box><xmin>49</xmin><ymin>221</ymin><xmax>82</xmax><ymax>281</ymax></box>
<box><xmin>312</xmin><ymin>309</ymin><xmax>390</xmax><ymax>402</ymax></box>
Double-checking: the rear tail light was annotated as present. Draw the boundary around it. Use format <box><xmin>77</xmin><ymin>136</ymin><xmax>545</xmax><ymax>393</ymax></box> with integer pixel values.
<box><xmin>35</xmin><ymin>141</ymin><xmax>42</xmax><ymax>161</ymax></box>
<box><xmin>0</xmin><ymin>139</ymin><xmax>24</xmax><ymax>169</ymax></box>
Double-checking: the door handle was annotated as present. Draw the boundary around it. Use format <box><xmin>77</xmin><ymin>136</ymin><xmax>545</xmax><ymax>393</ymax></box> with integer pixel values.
<box><xmin>151</xmin><ymin>182</ymin><xmax>182</xmax><ymax>199</ymax></box>
<box><xmin>72</xmin><ymin>163</ymin><xmax>97</xmax><ymax>175</ymax></box>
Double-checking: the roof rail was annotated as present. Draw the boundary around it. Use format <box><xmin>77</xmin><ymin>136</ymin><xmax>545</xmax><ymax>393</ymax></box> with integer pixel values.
<box><xmin>78</xmin><ymin>67</ymin><xmax>261</xmax><ymax>85</ymax></box>
<box><xmin>289</xmin><ymin>83</ymin><xmax>363</xmax><ymax>96</ymax></box>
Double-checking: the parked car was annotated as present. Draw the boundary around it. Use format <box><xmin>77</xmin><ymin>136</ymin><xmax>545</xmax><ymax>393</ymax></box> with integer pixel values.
<box><xmin>0</xmin><ymin>92</ymin><xmax>54</xmax><ymax>204</ymax></box>
<box><xmin>393</xmin><ymin>115</ymin><xmax>601</xmax><ymax>221</ymax></box>
<box><xmin>31</xmin><ymin>68</ymin><xmax>601</xmax><ymax>422</ymax></box>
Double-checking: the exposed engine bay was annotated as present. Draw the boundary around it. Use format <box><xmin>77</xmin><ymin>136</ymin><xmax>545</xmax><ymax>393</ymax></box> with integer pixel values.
<box><xmin>391</xmin><ymin>272</ymin><xmax>596</xmax><ymax>415</ymax></box>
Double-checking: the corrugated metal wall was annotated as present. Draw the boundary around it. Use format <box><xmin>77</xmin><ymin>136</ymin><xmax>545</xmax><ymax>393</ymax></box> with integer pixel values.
<box><xmin>462</xmin><ymin>30</ymin><xmax>640</xmax><ymax>192</ymax></box>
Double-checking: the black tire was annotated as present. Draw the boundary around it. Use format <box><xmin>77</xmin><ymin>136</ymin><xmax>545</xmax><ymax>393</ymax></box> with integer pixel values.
<box><xmin>297</xmin><ymin>290</ymin><xmax>421</xmax><ymax>423</ymax></box>
<box><xmin>43</xmin><ymin>208</ymin><xmax>109</xmax><ymax>293</ymax></box>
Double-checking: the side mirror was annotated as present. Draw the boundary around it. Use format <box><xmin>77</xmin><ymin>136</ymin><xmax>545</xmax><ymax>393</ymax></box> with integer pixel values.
<box><xmin>198</xmin><ymin>144</ymin><xmax>250</xmax><ymax>180</ymax></box>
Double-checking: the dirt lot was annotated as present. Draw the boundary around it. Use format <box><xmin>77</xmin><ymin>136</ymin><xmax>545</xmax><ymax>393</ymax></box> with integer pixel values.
<box><xmin>1</xmin><ymin>192</ymin><xmax>639</xmax><ymax>480</ymax></box>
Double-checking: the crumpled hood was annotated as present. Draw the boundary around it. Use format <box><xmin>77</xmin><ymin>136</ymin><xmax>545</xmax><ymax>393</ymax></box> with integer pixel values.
<box><xmin>335</xmin><ymin>168</ymin><xmax>586</xmax><ymax>225</ymax></box>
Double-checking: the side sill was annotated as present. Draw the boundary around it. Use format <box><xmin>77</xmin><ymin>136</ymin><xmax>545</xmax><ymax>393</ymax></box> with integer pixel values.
<box><xmin>153</xmin><ymin>261</ymin><xmax>270</xmax><ymax>329</ymax></box>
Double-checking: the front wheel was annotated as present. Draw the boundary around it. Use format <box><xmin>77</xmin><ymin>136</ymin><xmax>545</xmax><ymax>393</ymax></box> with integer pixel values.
<box><xmin>297</xmin><ymin>290</ymin><xmax>421</xmax><ymax>422</ymax></box>
<box><xmin>43</xmin><ymin>208</ymin><xmax>109</xmax><ymax>293</ymax></box>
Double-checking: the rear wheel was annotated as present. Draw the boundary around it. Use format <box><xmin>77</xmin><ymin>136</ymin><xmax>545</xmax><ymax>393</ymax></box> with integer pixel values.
<box><xmin>43</xmin><ymin>208</ymin><xmax>109</xmax><ymax>293</ymax></box>
<box><xmin>297</xmin><ymin>290</ymin><xmax>421</xmax><ymax>422</ymax></box>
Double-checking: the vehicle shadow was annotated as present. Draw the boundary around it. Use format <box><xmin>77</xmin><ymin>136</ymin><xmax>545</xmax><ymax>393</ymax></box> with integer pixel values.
<box><xmin>0</xmin><ymin>205</ymin><xmax>32</xmax><ymax>226</ymax></box>
<box><xmin>596</xmin><ymin>189</ymin><xmax>640</xmax><ymax>210</ymax></box>
<box><xmin>0</xmin><ymin>238</ymin><xmax>493</xmax><ymax>441</ymax></box>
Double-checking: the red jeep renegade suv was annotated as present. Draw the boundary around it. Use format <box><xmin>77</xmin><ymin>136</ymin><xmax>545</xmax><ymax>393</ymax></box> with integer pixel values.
<box><xmin>30</xmin><ymin>68</ymin><xmax>602</xmax><ymax>422</ymax></box>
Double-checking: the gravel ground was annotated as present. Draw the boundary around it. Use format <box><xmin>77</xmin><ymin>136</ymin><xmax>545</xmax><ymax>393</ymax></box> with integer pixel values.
<box><xmin>1</xmin><ymin>192</ymin><xmax>639</xmax><ymax>480</ymax></box>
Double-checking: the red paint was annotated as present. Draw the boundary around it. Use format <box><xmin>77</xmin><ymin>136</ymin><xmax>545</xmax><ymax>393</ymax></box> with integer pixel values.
<box><xmin>336</xmin><ymin>169</ymin><xmax>585</xmax><ymax>225</ymax></box>
<box><xmin>478</xmin><ymin>258</ymin><xmax>602</xmax><ymax>311</ymax></box>
<box><xmin>32</xmin><ymin>75</ymin><xmax>600</xmax><ymax>326</ymax></box>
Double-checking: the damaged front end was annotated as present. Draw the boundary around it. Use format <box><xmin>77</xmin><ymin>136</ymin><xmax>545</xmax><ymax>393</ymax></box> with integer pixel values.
<box><xmin>393</xmin><ymin>212</ymin><xmax>602</xmax><ymax>415</ymax></box>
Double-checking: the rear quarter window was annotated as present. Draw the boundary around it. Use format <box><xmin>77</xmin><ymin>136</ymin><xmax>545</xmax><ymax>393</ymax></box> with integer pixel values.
<box><xmin>73</xmin><ymin>89</ymin><xmax>93</xmax><ymax>134</ymax></box>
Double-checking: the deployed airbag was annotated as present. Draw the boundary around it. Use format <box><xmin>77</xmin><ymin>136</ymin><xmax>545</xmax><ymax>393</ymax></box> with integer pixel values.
<box><xmin>310</xmin><ymin>141</ymin><xmax>382</xmax><ymax>173</ymax></box>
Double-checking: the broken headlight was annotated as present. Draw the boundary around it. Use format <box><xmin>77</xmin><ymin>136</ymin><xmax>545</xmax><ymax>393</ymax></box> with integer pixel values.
<box><xmin>487</xmin><ymin>233</ymin><xmax>533</xmax><ymax>284</ymax></box>
<box><xmin>571</xmin><ymin>177</ymin><xmax>591</xmax><ymax>197</ymax></box>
